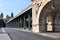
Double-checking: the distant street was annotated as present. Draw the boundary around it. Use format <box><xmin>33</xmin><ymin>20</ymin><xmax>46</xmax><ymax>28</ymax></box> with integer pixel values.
<box><xmin>4</xmin><ymin>28</ymin><xmax>56</xmax><ymax>40</ymax></box>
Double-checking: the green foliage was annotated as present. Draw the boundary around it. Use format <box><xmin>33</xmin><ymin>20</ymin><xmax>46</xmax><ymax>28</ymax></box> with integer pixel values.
<box><xmin>16</xmin><ymin>19</ymin><xmax>32</xmax><ymax>26</ymax></box>
<box><xmin>26</xmin><ymin>19</ymin><xmax>32</xmax><ymax>24</ymax></box>
<box><xmin>0</xmin><ymin>19</ymin><xmax>6</xmax><ymax>27</ymax></box>
<box><xmin>16</xmin><ymin>21</ymin><xmax>22</xmax><ymax>26</ymax></box>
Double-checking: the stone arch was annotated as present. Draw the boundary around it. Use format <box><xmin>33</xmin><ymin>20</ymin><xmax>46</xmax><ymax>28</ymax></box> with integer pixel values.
<box><xmin>37</xmin><ymin>0</ymin><xmax>51</xmax><ymax>21</ymax></box>
<box><xmin>32</xmin><ymin>0</ymin><xmax>51</xmax><ymax>33</ymax></box>
<box><xmin>36</xmin><ymin>0</ymin><xmax>51</xmax><ymax>28</ymax></box>
<box><xmin>37</xmin><ymin>0</ymin><xmax>60</xmax><ymax>32</ymax></box>
<box><xmin>38</xmin><ymin>1</ymin><xmax>54</xmax><ymax>32</ymax></box>
<box><xmin>32</xmin><ymin>0</ymin><xmax>60</xmax><ymax>33</ymax></box>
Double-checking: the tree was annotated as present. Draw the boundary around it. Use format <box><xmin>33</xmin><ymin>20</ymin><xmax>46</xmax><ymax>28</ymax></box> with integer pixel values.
<box><xmin>1</xmin><ymin>12</ymin><xmax>3</xmax><ymax>19</ymax></box>
<box><xmin>11</xmin><ymin>12</ymin><xmax>14</xmax><ymax>18</ymax></box>
<box><xmin>0</xmin><ymin>19</ymin><xmax>6</xmax><ymax>27</ymax></box>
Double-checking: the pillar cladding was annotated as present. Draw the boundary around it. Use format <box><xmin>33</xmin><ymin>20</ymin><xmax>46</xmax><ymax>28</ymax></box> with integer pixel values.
<box><xmin>18</xmin><ymin>18</ymin><xmax>20</xmax><ymax>28</ymax></box>
<box><xmin>32</xmin><ymin>0</ymin><xmax>39</xmax><ymax>33</ymax></box>
<box><xmin>20</xmin><ymin>18</ymin><xmax>22</xmax><ymax>28</ymax></box>
<box><xmin>32</xmin><ymin>0</ymin><xmax>51</xmax><ymax>33</ymax></box>
<box><xmin>23</xmin><ymin>16</ymin><xmax>26</xmax><ymax>29</ymax></box>
<box><xmin>28</xmin><ymin>15</ymin><xmax>31</xmax><ymax>30</ymax></box>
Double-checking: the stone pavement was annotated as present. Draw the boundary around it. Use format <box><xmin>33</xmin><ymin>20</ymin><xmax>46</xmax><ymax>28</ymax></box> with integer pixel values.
<box><xmin>0</xmin><ymin>28</ymin><xmax>11</xmax><ymax>40</ymax></box>
<box><xmin>12</xmin><ymin>28</ymin><xmax>60</xmax><ymax>40</ymax></box>
<box><xmin>38</xmin><ymin>33</ymin><xmax>60</xmax><ymax>39</ymax></box>
<box><xmin>4</xmin><ymin>28</ymin><xmax>60</xmax><ymax>40</ymax></box>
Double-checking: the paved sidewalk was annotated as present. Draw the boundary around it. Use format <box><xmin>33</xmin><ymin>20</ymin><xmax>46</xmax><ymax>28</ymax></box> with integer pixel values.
<box><xmin>16</xmin><ymin>28</ymin><xmax>32</xmax><ymax>32</ymax></box>
<box><xmin>13</xmin><ymin>28</ymin><xmax>60</xmax><ymax>39</ymax></box>
<box><xmin>4</xmin><ymin>28</ymin><xmax>60</xmax><ymax>40</ymax></box>
<box><xmin>0</xmin><ymin>28</ymin><xmax>11</xmax><ymax>40</ymax></box>
<box><xmin>38</xmin><ymin>33</ymin><xmax>60</xmax><ymax>39</ymax></box>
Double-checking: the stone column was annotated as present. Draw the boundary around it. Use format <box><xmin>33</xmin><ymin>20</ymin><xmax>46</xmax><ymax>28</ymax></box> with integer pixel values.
<box><xmin>16</xmin><ymin>19</ymin><xmax>17</xmax><ymax>27</ymax></box>
<box><xmin>17</xmin><ymin>19</ymin><xmax>19</xmax><ymax>28</ymax></box>
<box><xmin>19</xmin><ymin>18</ymin><xmax>20</xmax><ymax>27</ymax></box>
<box><xmin>19</xmin><ymin>19</ymin><xmax>21</xmax><ymax>28</ymax></box>
<box><xmin>23</xmin><ymin>16</ymin><xmax>26</xmax><ymax>29</ymax></box>
<box><xmin>20</xmin><ymin>18</ymin><xmax>22</xmax><ymax>28</ymax></box>
<box><xmin>28</xmin><ymin>15</ymin><xmax>31</xmax><ymax>30</ymax></box>
<box><xmin>46</xmin><ymin>16</ymin><xmax>53</xmax><ymax>31</ymax></box>
<box><xmin>18</xmin><ymin>18</ymin><xmax>19</xmax><ymax>27</ymax></box>
<box><xmin>15</xmin><ymin>20</ymin><xmax>17</xmax><ymax>27</ymax></box>
<box><xmin>21</xmin><ymin>18</ymin><xmax>23</xmax><ymax>28</ymax></box>
<box><xmin>32</xmin><ymin>1</ymin><xmax>39</xmax><ymax>33</ymax></box>
<box><xmin>47</xmin><ymin>22</ymin><xmax>53</xmax><ymax>31</ymax></box>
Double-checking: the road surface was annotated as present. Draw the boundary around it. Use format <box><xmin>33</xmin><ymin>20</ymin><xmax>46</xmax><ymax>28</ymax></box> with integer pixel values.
<box><xmin>0</xmin><ymin>28</ymin><xmax>11</xmax><ymax>40</ymax></box>
<box><xmin>4</xmin><ymin>28</ymin><xmax>57</xmax><ymax>40</ymax></box>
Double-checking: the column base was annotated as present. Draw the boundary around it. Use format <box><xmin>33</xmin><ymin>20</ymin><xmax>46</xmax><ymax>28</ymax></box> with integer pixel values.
<box><xmin>32</xmin><ymin>24</ymin><xmax>39</xmax><ymax>33</ymax></box>
<box><xmin>47</xmin><ymin>24</ymin><xmax>53</xmax><ymax>31</ymax></box>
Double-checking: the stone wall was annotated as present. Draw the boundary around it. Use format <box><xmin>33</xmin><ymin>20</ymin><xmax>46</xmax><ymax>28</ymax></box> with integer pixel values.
<box><xmin>39</xmin><ymin>0</ymin><xmax>60</xmax><ymax>32</ymax></box>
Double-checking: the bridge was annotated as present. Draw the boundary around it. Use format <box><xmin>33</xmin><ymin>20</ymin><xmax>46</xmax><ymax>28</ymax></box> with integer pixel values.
<box><xmin>6</xmin><ymin>0</ymin><xmax>60</xmax><ymax>33</ymax></box>
<box><xmin>6</xmin><ymin>5</ymin><xmax>32</xmax><ymax>29</ymax></box>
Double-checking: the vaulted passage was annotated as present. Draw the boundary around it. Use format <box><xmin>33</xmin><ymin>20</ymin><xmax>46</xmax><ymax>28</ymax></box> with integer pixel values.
<box><xmin>39</xmin><ymin>2</ymin><xmax>54</xmax><ymax>32</ymax></box>
<box><xmin>54</xmin><ymin>12</ymin><xmax>60</xmax><ymax>31</ymax></box>
<box><xmin>39</xmin><ymin>0</ymin><xmax>60</xmax><ymax>32</ymax></box>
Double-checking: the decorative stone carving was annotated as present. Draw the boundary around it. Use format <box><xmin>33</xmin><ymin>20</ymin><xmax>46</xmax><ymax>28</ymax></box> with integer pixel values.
<box><xmin>36</xmin><ymin>1</ymin><xmax>42</xmax><ymax>16</ymax></box>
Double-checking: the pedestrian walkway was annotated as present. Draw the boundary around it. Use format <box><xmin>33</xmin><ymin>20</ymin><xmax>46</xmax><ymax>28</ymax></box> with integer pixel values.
<box><xmin>13</xmin><ymin>28</ymin><xmax>60</xmax><ymax>40</ymax></box>
<box><xmin>0</xmin><ymin>28</ymin><xmax>11</xmax><ymax>40</ymax></box>
<box><xmin>38</xmin><ymin>33</ymin><xmax>60</xmax><ymax>39</ymax></box>
<box><xmin>4</xmin><ymin>28</ymin><xmax>60</xmax><ymax>40</ymax></box>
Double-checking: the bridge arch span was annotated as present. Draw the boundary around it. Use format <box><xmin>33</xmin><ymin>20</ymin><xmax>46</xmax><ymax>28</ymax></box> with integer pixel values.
<box><xmin>37</xmin><ymin>0</ymin><xmax>51</xmax><ymax>21</ymax></box>
<box><xmin>36</xmin><ymin>0</ymin><xmax>60</xmax><ymax>32</ymax></box>
<box><xmin>38</xmin><ymin>1</ymin><xmax>54</xmax><ymax>32</ymax></box>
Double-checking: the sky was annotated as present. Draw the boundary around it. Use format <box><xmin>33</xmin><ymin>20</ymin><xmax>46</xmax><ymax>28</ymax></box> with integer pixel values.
<box><xmin>0</xmin><ymin>0</ymin><xmax>32</xmax><ymax>18</ymax></box>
